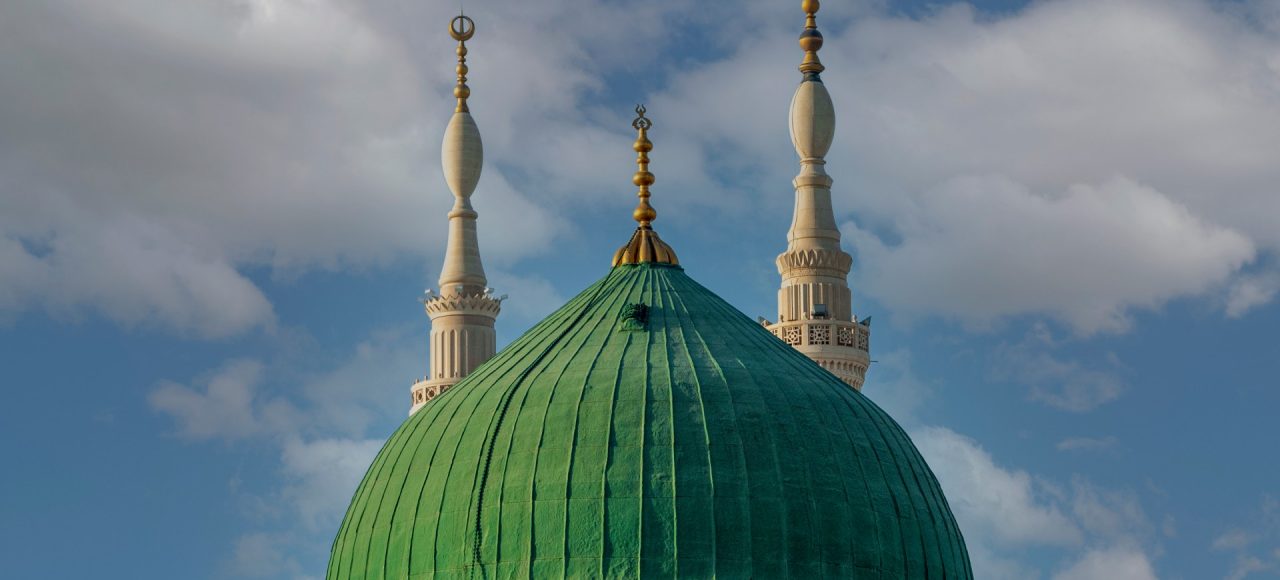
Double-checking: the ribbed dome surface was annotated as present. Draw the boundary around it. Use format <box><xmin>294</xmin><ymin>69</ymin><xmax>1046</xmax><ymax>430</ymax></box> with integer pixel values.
<box><xmin>327</xmin><ymin>263</ymin><xmax>971</xmax><ymax>579</ymax></box>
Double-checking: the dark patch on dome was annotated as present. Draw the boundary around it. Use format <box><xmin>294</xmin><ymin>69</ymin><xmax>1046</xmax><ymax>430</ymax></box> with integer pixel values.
<box><xmin>617</xmin><ymin>303</ymin><xmax>649</xmax><ymax>331</ymax></box>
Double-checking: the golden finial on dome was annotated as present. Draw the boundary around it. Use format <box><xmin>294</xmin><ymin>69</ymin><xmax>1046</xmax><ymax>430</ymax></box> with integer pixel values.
<box><xmin>798</xmin><ymin>0</ymin><xmax>825</xmax><ymax>79</ymax></box>
<box><xmin>449</xmin><ymin>14</ymin><xmax>475</xmax><ymax>113</ymax></box>
<box><xmin>631</xmin><ymin>105</ymin><xmax>656</xmax><ymax>227</ymax></box>
<box><xmin>613</xmin><ymin>105</ymin><xmax>679</xmax><ymax>267</ymax></box>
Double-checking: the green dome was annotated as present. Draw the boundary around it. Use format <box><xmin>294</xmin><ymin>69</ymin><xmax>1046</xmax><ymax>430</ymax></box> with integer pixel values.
<box><xmin>328</xmin><ymin>263</ymin><xmax>971</xmax><ymax>579</ymax></box>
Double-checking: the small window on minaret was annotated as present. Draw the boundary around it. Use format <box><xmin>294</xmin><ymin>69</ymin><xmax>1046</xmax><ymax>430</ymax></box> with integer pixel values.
<box><xmin>813</xmin><ymin>303</ymin><xmax>829</xmax><ymax>319</ymax></box>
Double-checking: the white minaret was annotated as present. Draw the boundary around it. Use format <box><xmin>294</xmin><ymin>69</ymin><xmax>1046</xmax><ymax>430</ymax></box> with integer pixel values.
<box><xmin>764</xmin><ymin>0</ymin><xmax>870</xmax><ymax>390</ymax></box>
<box><xmin>410</xmin><ymin>14</ymin><xmax>503</xmax><ymax>414</ymax></box>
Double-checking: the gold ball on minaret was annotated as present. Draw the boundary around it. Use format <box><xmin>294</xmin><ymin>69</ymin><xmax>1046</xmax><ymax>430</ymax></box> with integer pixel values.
<box><xmin>799</xmin><ymin>28</ymin><xmax>824</xmax><ymax>53</ymax></box>
<box><xmin>802</xmin><ymin>0</ymin><xmax>820</xmax><ymax>15</ymax></box>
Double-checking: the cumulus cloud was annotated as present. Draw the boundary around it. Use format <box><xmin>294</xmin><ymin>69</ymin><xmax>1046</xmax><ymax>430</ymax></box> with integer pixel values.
<box><xmin>150</xmin><ymin>359</ymin><xmax>296</xmax><ymax>440</ymax></box>
<box><xmin>1227</xmin><ymin>273</ymin><xmax>1280</xmax><ymax>318</ymax></box>
<box><xmin>915</xmin><ymin>426</ymin><xmax>1084</xmax><ymax>550</ymax></box>
<box><xmin>151</xmin><ymin>328</ymin><xmax>419</xmax><ymax>439</ymax></box>
<box><xmin>7</xmin><ymin>0</ymin><xmax>1279</xmax><ymax>338</ymax></box>
<box><xmin>992</xmin><ymin>337</ymin><xmax>1128</xmax><ymax>412</ymax></box>
<box><xmin>914</xmin><ymin>427</ymin><xmax>1162</xmax><ymax>579</ymax></box>
<box><xmin>1213</xmin><ymin>495</ymin><xmax>1280</xmax><ymax>580</ymax></box>
<box><xmin>150</xmin><ymin>330</ymin><xmax>421</xmax><ymax>574</ymax></box>
<box><xmin>279</xmin><ymin>437</ymin><xmax>384</xmax><ymax>532</ymax></box>
<box><xmin>0</xmin><ymin>0</ymin><xmax>569</xmax><ymax>337</ymax></box>
<box><xmin>0</xmin><ymin>199</ymin><xmax>276</xmax><ymax>337</ymax></box>
<box><xmin>230</xmin><ymin>532</ymin><xmax>304</xmax><ymax>579</ymax></box>
<box><xmin>1214</xmin><ymin>529</ymin><xmax>1256</xmax><ymax>552</ymax></box>
<box><xmin>652</xmin><ymin>0</ymin><xmax>1280</xmax><ymax>327</ymax></box>
<box><xmin>849</xmin><ymin>176</ymin><xmax>1254</xmax><ymax>334</ymax></box>
<box><xmin>1052</xmin><ymin>546</ymin><xmax>1158</xmax><ymax>580</ymax></box>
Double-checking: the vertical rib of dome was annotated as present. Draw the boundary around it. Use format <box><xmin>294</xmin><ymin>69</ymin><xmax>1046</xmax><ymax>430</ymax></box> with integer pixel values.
<box><xmin>329</xmin><ymin>264</ymin><xmax>972</xmax><ymax>578</ymax></box>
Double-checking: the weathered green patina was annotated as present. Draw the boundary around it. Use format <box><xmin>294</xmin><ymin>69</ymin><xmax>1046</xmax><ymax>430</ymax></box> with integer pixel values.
<box><xmin>327</xmin><ymin>263</ymin><xmax>972</xmax><ymax>579</ymax></box>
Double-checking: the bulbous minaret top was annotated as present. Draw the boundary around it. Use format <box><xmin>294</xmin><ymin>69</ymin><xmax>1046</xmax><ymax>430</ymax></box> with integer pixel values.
<box><xmin>613</xmin><ymin>105</ymin><xmax>679</xmax><ymax>267</ymax></box>
<box><xmin>766</xmin><ymin>0</ymin><xmax>871</xmax><ymax>390</ymax></box>
<box><xmin>411</xmin><ymin>14</ymin><xmax>503</xmax><ymax>414</ymax></box>
<box><xmin>439</xmin><ymin>14</ymin><xmax>487</xmax><ymax>292</ymax></box>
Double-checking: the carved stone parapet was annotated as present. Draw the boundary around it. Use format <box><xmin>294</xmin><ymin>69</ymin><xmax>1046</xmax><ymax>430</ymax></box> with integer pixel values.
<box><xmin>764</xmin><ymin>318</ymin><xmax>870</xmax><ymax>390</ymax></box>
<box><xmin>776</xmin><ymin>248</ymin><xmax>853</xmax><ymax>276</ymax></box>
<box><xmin>410</xmin><ymin>377</ymin><xmax>455</xmax><ymax>415</ymax></box>
<box><xmin>424</xmin><ymin>292</ymin><xmax>502</xmax><ymax>319</ymax></box>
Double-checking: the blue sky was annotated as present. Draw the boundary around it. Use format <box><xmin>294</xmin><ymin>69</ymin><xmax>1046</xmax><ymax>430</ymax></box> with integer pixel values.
<box><xmin>2</xmin><ymin>0</ymin><xmax>1278</xmax><ymax>578</ymax></box>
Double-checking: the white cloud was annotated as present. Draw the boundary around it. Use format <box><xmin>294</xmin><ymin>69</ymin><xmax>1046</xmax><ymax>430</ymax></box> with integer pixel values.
<box><xmin>1226</xmin><ymin>556</ymin><xmax>1272</xmax><ymax>580</ymax></box>
<box><xmin>150</xmin><ymin>330</ymin><xmax>422</xmax><ymax>575</ymax></box>
<box><xmin>279</xmin><ymin>437</ymin><xmax>384</xmax><ymax>532</ymax></box>
<box><xmin>650</xmin><ymin>0</ymin><xmax>1280</xmax><ymax>327</ymax></box>
<box><xmin>230</xmin><ymin>532</ymin><xmax>304</xmax><ymax>579</ymax></box>
<box><xmin>1052</xmin><ymin>546</ymin><xmax>1157</xmax><ymax>580</ymax></box>
<box><xmin>150</xmin><ymin>359</ymin><xmax>295</xmax><ymax>440</ymax></box>
<box><xmin>1212</xmin><ymin>495</ymin><xmax>1280</xmax><ymax>580</ymax></box>
<box><xmin>8</xmin><ymin>0</ymin><xmax>1279</xmax><ymax>337</ymax></box>
<box><xmin>829</xmin><ymin>0</ymin><xmax>1280</xmax><ymax>247</ymax></box>
<box><xmin>992</xmin><ymin>339</ymin><xmax>1128</xmax><ymax>412</ymax></box>
<box><xmin>914</xmin><ymin>426</ymin><xmax>1164</xmax><ymax>579</ymax></box>
<box><xmin>1227</xmin><ymin>273</ymin><xmax>1280</xmax><ymax>318</ymax></box>
<box><xmin>1214</xmin><ymin>530</ymin><xmax>1256</xmax><ymax>552</ymax></box>
<box><xmin>0</xmin><ymin>198</ymin><xmax>275</xmax><ymax>337</ymax></box>
<box><xmin>914</xmin><ymin>426</ymin><xmax>1083</xmax><ymax>550</ymax></box>
<box><xmin>848</xmin><ymin>176</ymin><xmax>1254</xmax><ymax>335</ymax></box>
<box><xmin>1070</xmin><ymin>477</ymin><xmax>1153</xmax><ymax>542</ymax></box>
<box><xmin>0</xmin><ymin>0</ymin><xmax>571</xmax><ymax>337</ymax></box>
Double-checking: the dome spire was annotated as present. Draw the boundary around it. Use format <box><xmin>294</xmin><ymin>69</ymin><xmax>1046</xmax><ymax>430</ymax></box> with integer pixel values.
<box><xmin>631</xmin><ymin>105</ymin><xmax>656</xmax><ymax>227</ymax></box>
<box><xmin>612</xmin><ymin>105</ymin><xmax>679</xmax><ymax>267</ymax></box>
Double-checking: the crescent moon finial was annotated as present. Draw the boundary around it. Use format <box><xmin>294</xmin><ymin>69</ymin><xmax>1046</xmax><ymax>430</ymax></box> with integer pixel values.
<box><xmin>449</xmin><ymin>15</ymin><xmax>475</xmax><ymax>112</ymax></box>
<box><xmin>449</xmin><ymin>14</ymin><xmax>475</xmax><ymax>42</ymax></box>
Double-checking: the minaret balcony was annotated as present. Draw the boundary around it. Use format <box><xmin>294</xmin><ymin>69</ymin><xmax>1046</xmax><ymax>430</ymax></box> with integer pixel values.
<box><xmin>762</xmin><ymin>318</ymin><xmax>870</xmax><ymax>389</ymax></box>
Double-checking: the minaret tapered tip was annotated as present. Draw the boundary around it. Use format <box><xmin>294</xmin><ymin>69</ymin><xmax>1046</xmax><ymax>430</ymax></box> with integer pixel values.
<box><xmin>799</xmin><ymin>0</ymin><xmax>825</xmax><ymax>79</ymax></box>
<box><xmin>450</xmin><ymin>15</ymin><xmax>475</xmax><ymax>112</ymax></box>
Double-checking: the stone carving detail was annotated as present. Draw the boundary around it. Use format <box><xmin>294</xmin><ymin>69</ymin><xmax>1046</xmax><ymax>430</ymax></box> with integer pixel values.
<box><xmin>809</xmin><ymin>325</ymin><xmax>831</xmax><ymax>345</ymax></box>
<box><xmin>837</xmin><ymin>326</ymin><xmax>854</xmax><ymax>347</ymax></box>
<box><xmin>785</xmin><ymin>326</ymin><xmax>802</xmax><ymax>345</ymax></box>
<box><xmin>856</xmin><ymin>326</ymin><xmax>869</xmax><ymax>350</ymax></box>
<box><xmin>411</xmin><ymin>381</ymin><xmax>453</xmax><ymax>408</ymax></box>
<box><xmin>424</xmin><ymin>293</ymin><xmax>502</xmax><ymax>316</ymax></box>
<box><xmin>776</xmin><ymin>248</ymin><xmax>853</xmax><ymax>274</ymax></box>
